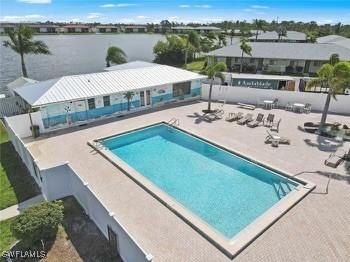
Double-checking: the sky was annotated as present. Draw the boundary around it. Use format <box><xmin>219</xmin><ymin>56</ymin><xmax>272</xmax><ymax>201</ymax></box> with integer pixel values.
<box><xmin>0</xmin><ymin>0</ymin><xmax>349</xmax><ymax>24</ymax></box>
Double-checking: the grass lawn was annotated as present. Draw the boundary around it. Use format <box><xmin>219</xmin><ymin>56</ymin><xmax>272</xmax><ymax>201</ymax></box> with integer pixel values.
<box><xmin>0</xmin><ymin>217</ymin><xmax>18</xmax><ymax>254</ymax></box>
<box><xmin>1</xmin><ymin>197</ymin><xmax>121</xmax><ymax>261</ymax></box>
<box><xmin>0</xmin><ymin>122</ymin><xmax>40</xmax><ymax>210</ymax></box>
<box><xmin>185</xmin><ymin>57</ymin><xmax>206</xmax><ymax>72</ymax></box>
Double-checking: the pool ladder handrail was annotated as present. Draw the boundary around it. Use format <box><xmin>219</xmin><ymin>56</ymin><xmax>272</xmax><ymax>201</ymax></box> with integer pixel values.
<box><xmin>167</xmin><ymin>118</ymin><xmax>180</xmax><ymax>127</ymax></box>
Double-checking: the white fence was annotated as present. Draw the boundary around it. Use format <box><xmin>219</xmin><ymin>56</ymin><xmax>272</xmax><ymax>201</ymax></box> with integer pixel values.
<box><xmin>201</xmin><ymin>84</ymin><xmax>350</xmax><ymax>115</ymax></box>
<box><xmin>4</xmin><ymin>111</ymin><xmax>45</xmax><ymax>138</ymax></box>
<box><xmin>0</xmin><ymin>96</ymin><xmax>27</xmax><ymax>117</ymax></box>
<box><xmin>4</xmin><ymin>118</ymin><xmax>153</xmax><ymax>262</ymax></box>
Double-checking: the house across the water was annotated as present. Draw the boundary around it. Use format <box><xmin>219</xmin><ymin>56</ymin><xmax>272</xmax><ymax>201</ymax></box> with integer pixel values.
<box><xmin>13</xmin><ymin>62</ymin><xmax>205</xmax><ymax>131</ymax></box>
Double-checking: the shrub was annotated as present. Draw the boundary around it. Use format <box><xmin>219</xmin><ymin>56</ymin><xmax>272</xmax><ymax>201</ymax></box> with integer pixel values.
<box><xmin>11</xmin><ymin>201</ymin><xmax>64</xmax><ymax>244</ymax></box>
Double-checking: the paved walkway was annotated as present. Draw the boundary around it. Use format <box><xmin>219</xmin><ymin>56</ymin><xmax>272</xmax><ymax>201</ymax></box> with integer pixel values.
<box><xmin>0</xmin><ymin>195</ymin><xmax>44</xmax><ymax>221</ymax></box>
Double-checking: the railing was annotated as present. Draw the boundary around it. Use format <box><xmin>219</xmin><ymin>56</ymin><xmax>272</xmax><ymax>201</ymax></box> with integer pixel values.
<box><xmin>167</xmin><ymin>117</ymin><xmax>180</xmax><ymax>127</ymax></box>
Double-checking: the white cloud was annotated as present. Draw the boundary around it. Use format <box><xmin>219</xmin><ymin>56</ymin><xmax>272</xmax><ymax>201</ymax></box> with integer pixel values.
<box><xmin>178</xmin><ymin>4</ymin><xmax>211</xmax><ymax>8</ymax></box>
<box><xmin>251</xmin><ymin>5</ymin><xmax>269</xmax><ymax>9</ymax></box>
<box><xmin>18</xmin><ymin>0</ymin><xmax>51</xmax><ymax>4</ymax></box>
<box><xmin>71</xmin><ymin>18</ymin><xmax>80</xmax><ymax>23</ymax></box>
<box><xmin>194</xmin><ymin>4</ymin><xmax>211</xmax><ymax>8</ymax></box>
<box><xmin>136</xmin><ymin>15</ymin><xmax>149</xmax><ymax>19</ymax></box>
<box><xmin>255</xmin><ymin>12</ymin><xmax>266</xmax><ymax>15</ymax></box>
<box><xmin>87</xmin><ymin>13</ymin><xmax>102</xmax><ymax>19</ymax></box>
<box><xmin>1</xmin><ymin>14</ymin><xmax>45</xmax><ymax>22</ymax></box>
<box><xmin>201</xmin><ymin>18</ymin><xmax>223</xmax><ymax>22</ymax></box>
<box><xmin>118</xmin><ymin>18</ymin><xmax>136</xmax><ymax>23</ymax></box>
<box><xmin>244</xmin><ymin>8</ymin><xmax>253</xmax><ymax>12</ymax></box>
<box><xmin>168</xmin><ymin>16</ymin><xmax>179</xmax><ymax>21</ymax></box>
<box><xmin>100</xmin><ymin>3</ymin><xmax>137</xmax><ymax>8</ymax></box>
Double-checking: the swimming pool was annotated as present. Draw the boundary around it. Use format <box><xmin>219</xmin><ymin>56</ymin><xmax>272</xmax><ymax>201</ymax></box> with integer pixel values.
<box><xmin>94</xmin><ymin>123</ymin><xmax>313</xmax><ymax>258</ymax></box>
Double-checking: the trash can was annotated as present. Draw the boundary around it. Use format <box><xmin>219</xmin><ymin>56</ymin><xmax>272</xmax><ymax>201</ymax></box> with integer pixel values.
<box><xmin>30</xmin><ymin>125</ymin><xmax>40</xmax><ymax>138</ymax></box>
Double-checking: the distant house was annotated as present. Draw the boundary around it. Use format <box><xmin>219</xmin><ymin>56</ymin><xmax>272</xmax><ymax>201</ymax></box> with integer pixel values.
<box><xmin>172</xmin><ymin>26</ymin><xmax>221</xmax><ymax>34</ymax></box>
<box><xmin>29</xmin><ymin>24</ymin><xmax>59</xmax><ymax>33</ymax></box>
<box><xmin>316</xmin><ymin>35</ymin><xmax>350</xmax><ymax>49</ymax></box>
<box><xmin>61</xmin><ymin>24</ymin><xmax>91</xmax><ymax>33</ymax></box>
<box><xmin>93</xmin><ymin>25</ymin><xmax>120</xmax><ymax>33</ymax></box>
<box><xmin>207</xmin><ymin>41</ymin><xmax>350</xmax><ymax>75</ymax></box>
<box><xmin>249</xmin><ymin>31</ymin><xmax>307</xmax><ymax>43</ymax></box>
<box><xmin>0</xmin><ymin>23</ymin><xmax>17</xmax><ymax>34</ymax></box>
<box><xmin>123</xmin><ymin>25</ymin><xmax>147</xmax><ymax>33</ymax></box>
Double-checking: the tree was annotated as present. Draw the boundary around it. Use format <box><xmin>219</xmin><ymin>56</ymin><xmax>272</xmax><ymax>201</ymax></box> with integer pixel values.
<box><xmin>201</xmin><ymin>62</ymin><xmax>227</xmax><ymax>112</ymax></box>
<box><xmin>160</xmin><ymin>20</ymin><xmax>172</xmax><ymax>34</ymax></box>
<box><xmin>11</xmin><ymin>201</ymin><xmax>64</xmax><ymax>248</ymax></box>
<box><xmin>183</xmin><ymin>31</ymin><xmax>200</xmax><ymax>69</ymax></box>
<box><xmin>217</xmin><ymin>33</ymin><xmax>227</xmax><ymax>47</ymax></box>
<box><xmin>105</xmin><ymin>46</ymin><xmax>127</xmax><ymax>67</ymax></box>
<box><xmin>153</xmin><ymin>35</ymin><xmax>187</xmax><ymax>65</ymax></box>
<box><xmin>255</xmin><ymin>19</ymin><xmax>266</xmax><ymax>40</ymax></box>
<box><xmin>276</xmin><ymin>26</ymin><xmax>287</xmax><ymax>41</ymax></box>
<box><xmin>3</xmin><ymin>24</ymin><xmax>51</xmax><ymax>77</ymax></box>
<box><xmin>229</xmin><ymin>29</ymin><xmax>235</xmax><ymax>45</ymax></box>
<box><xmin>306</xmin><ymin>54</ymin><xmax>350</xmax><ymax>132</ymax></box>
<box><xmin>123</xmin><ymin>91</ymin><xmax>135</xmax><ymax>111</ymax></box>
<box><xmin>239</xmin><ymin>37</ymin><xmax>252</xmax><ymax>73</ymax></box>
<box><xmin>306</xmin><ymin>31</ymin><xmax>318</xmax><ymax>43</ymax></box>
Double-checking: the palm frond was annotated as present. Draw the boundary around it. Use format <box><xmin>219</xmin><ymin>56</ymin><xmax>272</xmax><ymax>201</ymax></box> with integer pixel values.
<box><xmin>306</xmin><ymin>78</ymin><xmax>324</xmax><ymax>90</ymax></box>
<box><xmin>30</xmin><ymin>41</ymin><xmax>51</xmax><ymax>55</ymax></box>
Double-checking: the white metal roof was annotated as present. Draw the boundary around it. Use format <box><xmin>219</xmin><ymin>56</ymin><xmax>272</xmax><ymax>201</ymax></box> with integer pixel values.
<box><xmin>14</xmin><ymin>64</ymin><xmax>206</xmax><ymax>107</ymax></box>
<box><xmin>104</xmin><ymin>61</ymin><xmax>157</xmax><ymax>71</ymax></box>
<box><xmin>6</xmin><ymin>76</ymin><xmax>38</xmax><ymax>90</ymax></box>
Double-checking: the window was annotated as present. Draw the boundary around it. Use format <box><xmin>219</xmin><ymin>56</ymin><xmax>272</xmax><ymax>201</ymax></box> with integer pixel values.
<box><xmin>250</xmin><ymin>58</ymin><xmax>255</xmax><ymax>63</ymax></box>
<box><xmin>87</xmin><ymin>98</ymin><xmax>95</xmax><ymax>110</ymax></box>
<box><xmin>103</xmin><ymin>96</ymin><xmax>110</xmax><ymax>107</ymax></box>
<box><xmin>313</xmin><ymin>61</ymin><xmax>322</xmax><ymax>66</ymax></box>
<box><xmin>269</xmin><ymin>60</ymin><xmax>275</xmax><ymax>65</ymax></box>
<box><xmin>173</xmin><ymin>82</ymin><xmax>191</xmax><ymax>97</ymax></box>
<box><xmin>289</xmin><ymin>61</ymin><xmax>295</xmax><ymax>66</ymax></box>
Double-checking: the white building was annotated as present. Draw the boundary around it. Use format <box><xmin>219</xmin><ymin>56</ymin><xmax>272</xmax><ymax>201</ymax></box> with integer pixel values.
<box><xmin>13</xmin><ymin>62</ymin><xmax>205</xmax><ymax>131</ymax></box>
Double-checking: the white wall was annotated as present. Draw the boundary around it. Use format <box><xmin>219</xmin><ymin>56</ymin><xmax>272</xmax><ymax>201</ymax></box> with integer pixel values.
<box><xmin>201</xmin><ymin>84</ymin><xmax>350</xmax><ymax>115</ymax></box>
<box><xmin>4</xmin><ymin>120</ymin><xmax>153</xmax><ymax>262</ymax></box>
<box><xmin>5</xmin><ymin>111</ymin><xmax>45</xmax><ymax>138</ymax></box>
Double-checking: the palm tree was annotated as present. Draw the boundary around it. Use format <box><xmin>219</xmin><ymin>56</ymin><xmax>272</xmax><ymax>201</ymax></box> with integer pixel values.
<box><xmin>217</xmin><ymin>33</ymin><xmax>227</xmax><ymax>47</ymax></box>
<box><xmin>255</xmin><ymin>19</ymin><xmax>266</xmax><ymax>40</ymax></box>
<box><xmin>306</xmin><ymin>31</ymin><xmax>318</xmax><ymax>43</ymax></box>
<box><xmin>229</xmin><ymin>29</ymin><xmax>235</xmax><ymax>45</ymax></box>
<box><xmin>183</xmin><ymin>31</ymin><xmax>200</xmax><ymax>69</ymax></box>
<box><xmin>106</xmin><ymin>46</ymin><xmax>127</xmax><ymax>67</ymax></box>
<box><xmin>307</xmin><ymin>54</ymin><xmax>350</xmax><ymax>132</ymax></box>
<box><xmin>123</xmin><ymin>91</ymin><xmax>135</xmax><ymax>111</ymax></box>
<box><xmin>276</xmin><ymin>26</ymin><xmax>287</xmax><ymax>41</ymax></box>
<box><xmin>201</xmin><ymin>62</ymin><xmax>227</xmax><ymax>113</ymax></box>
<box><xmin>3</xmin><ymin>24</ymin><xmax>51</xmax><ymax>77</ymax></box>
<box><xmin>239</xmin><ymin>37</ymin><xmax>252</xmax><ymax>73</ymax></box>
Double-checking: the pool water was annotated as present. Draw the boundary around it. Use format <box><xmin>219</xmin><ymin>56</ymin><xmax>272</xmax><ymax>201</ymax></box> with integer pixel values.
<box><xmin>102</xmin><ymin>124</ymin><xmax>299</xmax><ymax>239</ymax></box>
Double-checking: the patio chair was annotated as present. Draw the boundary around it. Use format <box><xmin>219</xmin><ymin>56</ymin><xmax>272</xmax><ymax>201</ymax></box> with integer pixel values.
<box><xmin>237</xmin><ymin>103</ymin><xmax>256</xmax><ymax>110</ymax></box>
<box><xmin>208</xmin><ymin>109</ymin><xmax>224</xmax><ymax>120</ymax></box>
<box><xmin>303</xmin><ymin>103</ymin><xmax>312</xmax><ymax>114</ymax></box>
<box><xmin>272</xmin><ymin>98</ymin><xmax>279</xmax><ymax>109</ymax></box>
<box><xmin>237</xmin><ymin>113</ymin><xmax>253</xmax><ymax>125</ymax></box>
<box><xmin>324</xmin><ymin>148</ymin><xmax>350</xmax><ymax>168</ymax></box>
<box><xmin>265</xmin><ymin>131</ymin><xmax>291</xmax><ymax>146</ymax></box>
<box><xmin>264</xmin><ymin>114</ymin><xmax>275</xmax><ymax>127</ymax></box>
<box><xmin>285</xmin><ymin>102</ymin><xmax>293</xmax><ymax>111</ymax></box>
<box><xmin>225</xmin><ymin>112</ymin><xmax>244</xmax><ymax>122</ymax></box>
<box><xmin>270</xmin><ymin>119</ymin><xmax>281</xmax><ymax>133</ymax></box>
<box><xmin>247</xmin><ymin>113</ymin><xmax>264</xmax><ymax>128</ymax></box>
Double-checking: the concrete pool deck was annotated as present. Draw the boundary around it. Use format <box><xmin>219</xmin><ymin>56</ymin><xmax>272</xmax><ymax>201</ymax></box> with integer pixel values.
<box><xmin>21</xmin><ymin>101</ymin><xmax>350</xmax><ymax>261</ymax></box>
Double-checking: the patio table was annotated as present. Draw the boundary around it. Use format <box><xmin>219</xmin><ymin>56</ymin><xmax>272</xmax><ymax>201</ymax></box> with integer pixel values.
<box><xmin>293</xmin><ymin>103</ymin><xmax>305</xmax><ymax>113</ymax></box>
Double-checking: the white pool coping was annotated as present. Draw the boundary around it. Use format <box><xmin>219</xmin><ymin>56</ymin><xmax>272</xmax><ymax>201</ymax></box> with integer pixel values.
<box><xmin>88</xmin><ymin>122</ymin><xmax>315</xmax><ymax>259</ymax></box>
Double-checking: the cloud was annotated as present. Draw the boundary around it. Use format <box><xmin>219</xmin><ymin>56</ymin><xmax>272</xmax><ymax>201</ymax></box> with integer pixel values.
<box><xmin>87</xmin><ymin>13</ymin><xmax>102</xmax><ymax>19</ymax></box>
<box><xmin>201</xmin><ymin>18</ymin><xmax>223</xmax><ymax>22</ymax></box>
<box><xmin>250</xmin><ymin>5</ymin><xmax>269</xmax><ymax>9</ymax></box>
<box><xmin>255</xmin><ymin>12</ymin><xmax>266</xmax><ymax>15</ymax></box>
<box><xmin>178</xmin><ymin>4</ymin><xmax>211</xmax><ymax>8</ymax></box>
<box><xmin>71</xmin><ymin>18</ymin><xmax>80</xmax><ymax>22</ymax></box>
<box><xmin>136</xmin><ymin>15</ymin><xmax>149</xmax><ymax>19</ymax></box>
<box><xmin>244</xmin><ymin>8</ymin><xmax>253</xmax><ymax>12</ymax></box>
<box><xmin>168</xmin><ymin>16</ymin><xmax>179</xmax><ymax>21</ymax></box>
<box><xmin>18</xmin><ymin>0</ymin><xmax>51</xmax><ymax>3</ymax></box>
<box><xmin>1</xmin><ymin>14</ymin><xmax>45</xmax><ymax>21</ymax></box>
<box><xmin>100</xmin><ymin>3</ymin><xmax>137</xmax><ymax>8</ymax></box>
<box><xmin>118</xmin><ymin>18</ymin><xmax>136</xmax><ymax>23</ymax></box>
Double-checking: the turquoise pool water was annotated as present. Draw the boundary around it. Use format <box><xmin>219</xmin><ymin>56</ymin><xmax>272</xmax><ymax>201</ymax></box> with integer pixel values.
<box><xmin>102</xmin><ymin>124</ymin><xmax>299</xmax><ymax>239</ymax></box>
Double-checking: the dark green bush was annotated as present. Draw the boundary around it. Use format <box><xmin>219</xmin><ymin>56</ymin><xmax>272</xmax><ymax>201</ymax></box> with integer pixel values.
<box><xmin>11</xmin><ymin>201</ymin><xmax>64</xmax><ymax>244</ymax></box>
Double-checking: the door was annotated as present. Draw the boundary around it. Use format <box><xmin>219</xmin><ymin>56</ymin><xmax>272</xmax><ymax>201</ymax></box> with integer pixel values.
<box><xmin>107</xmin><ymin>226</ymin><xmax>120</xmax><ymax>257</ymax></box>
<box><xmin>140</xmin><ymin>90</ymin><xmax>151</xmax><ymax>107</ymax></box>
<box><xmin>73</xmin><ymin>100</ymin><xmax>87</xmax><ymax>122</ymax></box>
